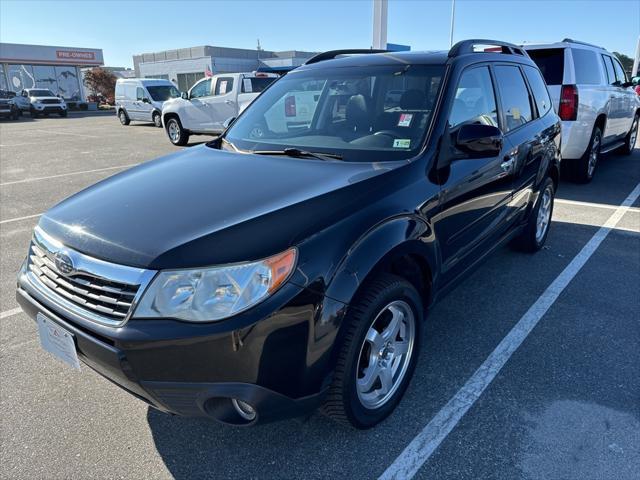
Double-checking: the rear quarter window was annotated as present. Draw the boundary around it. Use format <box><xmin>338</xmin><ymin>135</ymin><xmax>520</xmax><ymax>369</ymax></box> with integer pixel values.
<box><xmin>527</xmin><ymin>48</ymin><xmax>564</xmax><ymax>85</ymax></box>
<box><xmin>572</xmin><ymin>48</ymin><xmax>602</xmax><ymax>85</ymax></box>
<box><xmin>523</xmin><ymin>66</ymin><xmax>553</xmax><ymax>117</ymax></box>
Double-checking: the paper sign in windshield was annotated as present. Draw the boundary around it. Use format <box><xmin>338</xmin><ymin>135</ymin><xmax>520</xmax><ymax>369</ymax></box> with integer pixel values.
<box><xmin>398</xmin><ymin>113</ymin><xmax>413</xmax><ymax>127</ymax></box>
<box><xmin>393</xmin><ymin>139</ymin><xmax>411</xmax><ymax>148</ymax></box>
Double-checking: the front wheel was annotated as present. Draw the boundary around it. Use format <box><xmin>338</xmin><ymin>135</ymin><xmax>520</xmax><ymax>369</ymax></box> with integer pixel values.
<box><xmin>118</xmin><ymin>109</ymin><xmax>130</xmax><ymax>125</ymax></box>
<box><xmin>59</xmin><ymin>110</ymin><xmax>67</xmax><ymax>118</ymax></box>
<box><xmin>321</xmin><ymin>274</ymin><xmax>422</xmax><ymax>429</ymax></box>
<box><xmin>513</xmin><ymin>176</ymin><xmax>555</xmax><ymax>252</ymax></box>
<box><xmin>166</xmin><ymin>117</ymin><xmax>189</xmax><ymax>146</ymax></box>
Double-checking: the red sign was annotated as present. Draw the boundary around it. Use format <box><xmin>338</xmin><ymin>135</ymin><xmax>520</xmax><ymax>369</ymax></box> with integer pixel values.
<box><xmin>56</xmin><ymin>50</ymin><xmax>96</xmax><ymax>60</ymax></box>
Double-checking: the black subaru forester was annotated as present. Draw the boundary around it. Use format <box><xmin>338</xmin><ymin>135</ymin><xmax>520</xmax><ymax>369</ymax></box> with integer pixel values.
<box><xmin>17</xmin><ymin>40</ymin><xmax>560</xmax><ymax>428</ymax></box>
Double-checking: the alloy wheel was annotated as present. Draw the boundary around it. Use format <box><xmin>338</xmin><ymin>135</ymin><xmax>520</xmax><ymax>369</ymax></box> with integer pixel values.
<box><xmin>630</xmin><ymin>117</ymin><xmax>639</xmax><ymax>149</ymax></box>
<box><xmin>356</xmin><ymin>300</ymin><xmax>416</xmax><ymax>410</ymax></box>
<box><xmin>168</xmin><ymin>120</ymin><xmax>180</xmax><ymax>142</ymax></box>
<box><xmin>587</xmin><ymin>133</ymin><xmax>601</xmax><ymax>178</ymax></box>
<box><xmin>535</xmin><ymin>185</ymin><xmax>553</xmax><ymax>243</ymax></box>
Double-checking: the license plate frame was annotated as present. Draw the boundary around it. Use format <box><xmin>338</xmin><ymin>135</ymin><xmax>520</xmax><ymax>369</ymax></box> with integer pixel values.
<box><xmin>36</xmin><ymin>312</ymin><xmax>81</xmax><ymax>370</ymax></box>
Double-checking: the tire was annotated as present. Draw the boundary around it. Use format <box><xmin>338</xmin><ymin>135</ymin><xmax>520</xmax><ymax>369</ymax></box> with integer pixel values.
<box><xmin>118</xmin><ymin>109</ymin><xmax>130</xmax><ymax>125</ymax></box>
<box><xmin>513</xmin><ymin>176</ymin><xmax>555</xmax><ymax>252</ymax></box>
<box><xmin>567</xmin><ymin>126</ymin><xmax>602</xmax><ymax>183</ymax></box>
<box><xmin>165</xmin><ymin>116</ymin><xmax>189</xmax><ymax>146</ymax></box>
<box><xmin>59</xmin><ymin>110</ymin><xmax>67</xmax><ymax>118</ymax></box>
<box><xmin>152</xmin><ymin>112</ymin><xmax>162</xmax><ymax>128</ymax></box>
<box><xmin>321</xmin><ymin>273</ymin><xmax>423</xmax><ymax>429</ymax></box>
<box><xmin>30</xmin><ymin>107</ymin><xmax>38</xmax><ymax>118</ymax></box>
<box><xmin>620</xmin><ymin>113</ymin><xmax>639</xmax><ymax>155</ymax></box>
<box><xmin>11</xmin><ymin>109</ymin><xmax>20</xmax><ymax>120</ymax></box>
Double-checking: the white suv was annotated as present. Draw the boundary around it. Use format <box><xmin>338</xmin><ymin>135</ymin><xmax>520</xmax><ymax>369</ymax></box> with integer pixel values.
<box><xmin>14</xmin><ymin>88</ymin><xmax>68</xmax><ymax>118</ymax></box>
<box><xmin>524</xmin><ymin>39</ymin><xmax>640</xmax><ymax>182</ymax></box>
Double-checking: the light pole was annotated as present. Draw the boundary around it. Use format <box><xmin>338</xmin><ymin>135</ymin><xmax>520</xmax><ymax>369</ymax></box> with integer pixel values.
<box><xmin>373</xmin><ymin>0</ymin><xmax>388</xmax><ymax>50</ymax></box>
<box><xmin>449</xmin><ymin>0</ymin><xmax>456</xmax><ymax>48</ymax></box>
<box><xmin>633</xmin><ymin>36</ymin><xmax>640</xmax><ymax>77</ymax></box>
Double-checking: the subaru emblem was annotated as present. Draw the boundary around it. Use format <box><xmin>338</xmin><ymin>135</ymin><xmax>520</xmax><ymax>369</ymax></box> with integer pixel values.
<box><xmin>54</xmin><ymin>252</ymin><xmax>74</xmax><ymax>276</ymax></box>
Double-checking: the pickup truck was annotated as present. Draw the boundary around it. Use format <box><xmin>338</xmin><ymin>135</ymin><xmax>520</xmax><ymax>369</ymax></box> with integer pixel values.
<box><xmin>161</xmin><ymin>72</ymin><xmax>278</xmax><ymax>145</ymax></box>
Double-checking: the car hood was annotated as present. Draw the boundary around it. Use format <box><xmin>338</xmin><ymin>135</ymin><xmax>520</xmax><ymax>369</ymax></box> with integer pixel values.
<box><xmin>39</xmin><ymin>145</ymin><xmax>402</xmax><ymax>269</ymax></box>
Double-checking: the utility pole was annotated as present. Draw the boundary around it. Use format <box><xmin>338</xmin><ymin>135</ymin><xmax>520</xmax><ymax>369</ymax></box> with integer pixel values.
<box><xmin>373</xmin><ymin>0</ymin><xmax>388</xmax><ymax>50</ymax></box>
<box><xmin>449</xmin><ymin>0</ymin><xmax>456</xmax><ymax>48</ymax></box>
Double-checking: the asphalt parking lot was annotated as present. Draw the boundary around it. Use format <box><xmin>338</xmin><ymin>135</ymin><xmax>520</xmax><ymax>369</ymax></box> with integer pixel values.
<box><xmin>1</xmin><ymin>113</ymin><xmax>638</xmax><ymax>480</ymax></box>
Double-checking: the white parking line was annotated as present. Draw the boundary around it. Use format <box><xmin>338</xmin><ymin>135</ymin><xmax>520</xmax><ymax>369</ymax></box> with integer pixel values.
<box><xmin>0</xmin><ymin>307</ymin><xmax>22</xmax><ymax>319</ymax></box>
<box><xmin>379</xmin><ymin>181</ymin><xmax>640</xmax><ymax>480</ymax></box>
<box><xmin>0</xmin><ymin>163</ymin><xmax>138</xmax><ymax>186</ymax></box>
<box><xmin>32</xmin><ymin>128</ymin><xmax>98</xmax><ymax>138</ymax></box>
<box><xmin>0</xmin><ymin>213</ymin><xmax>41</xmax><ymax>225</ymax></box>
<box><xmin>556</xmin><ymin>198</ymin><xmax>640</xmax><ymax>214</ymax></box>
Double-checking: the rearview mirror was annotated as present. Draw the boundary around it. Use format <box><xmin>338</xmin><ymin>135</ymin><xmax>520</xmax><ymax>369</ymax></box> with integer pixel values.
<box><xmin>455</xmin><ymin>124</ymin><xmax>503</xmax><ymax>158</ymax></box>
<box><xmin>181</xmin><ymin>91</ymin><xmax>189</xmax><ymax>100</ymax></box>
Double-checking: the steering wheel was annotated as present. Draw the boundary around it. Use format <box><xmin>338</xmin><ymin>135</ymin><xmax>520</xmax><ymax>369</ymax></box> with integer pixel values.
<box><xmin>373</xmin><ymin>130</ymin><xmax>401</xmax><ymax>139</ymax></box>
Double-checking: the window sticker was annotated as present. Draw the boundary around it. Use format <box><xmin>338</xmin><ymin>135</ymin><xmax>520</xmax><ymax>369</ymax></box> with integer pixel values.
<box><xmin>243</xmin><ymin>78</ymin><xmax>252</xmax><ymax>93</ymax></box>
<box><xmin>393</xmin><ymin>139</ymin><xmax>411</xmax><ymax>148</ymax></box>
<box><xmin>219</xmin><ymin>80</ymin><xmax>228</xmax><ymax>95</ymax></box>
<box><xmin>398</xmin><ymin>113</ymin><xmax>413</xmax><ymax>127</ymax></box>
<box><xmin>511</xmin><ymin>107</ymin><xmax>520</xmax><ymax>120</ymax></box>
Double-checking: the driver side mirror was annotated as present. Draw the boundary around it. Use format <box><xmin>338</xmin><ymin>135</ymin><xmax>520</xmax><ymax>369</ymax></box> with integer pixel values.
<box><xmin>142</xmin><ymin>97</ymin><xmax>151</xmax><ymax>104</ymax></box>
<box><xmin>455</xmin><ymin>124</ymin><xmax>503</xmax><ymax>158</ymax></box>
<box><xmin>181</xmin><ymin>91</ymin><xmax>189</xmax><ymax>100</ymax></box>
<box><xmin>222</xmin><ymin>116</ymin><xmax>236</xmax><ymax>129</ymax></box>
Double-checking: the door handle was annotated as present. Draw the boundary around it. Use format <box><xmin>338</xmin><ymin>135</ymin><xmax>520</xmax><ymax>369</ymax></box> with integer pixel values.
<box><xmin>225</xmin><ymin>100</ymin><xmax>234</xmax><ymax>105</ymax></box>
<box><xmin>501</xmin><ymin>155</ymin><xmax>515</xmax><ymax>171</ymax></box>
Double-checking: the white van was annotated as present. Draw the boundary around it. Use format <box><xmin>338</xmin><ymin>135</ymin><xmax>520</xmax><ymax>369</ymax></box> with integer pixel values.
<box><xmin>115</xmin><ymin>78</ymin><xmax>180</xmax><ymax>127</ymax></box>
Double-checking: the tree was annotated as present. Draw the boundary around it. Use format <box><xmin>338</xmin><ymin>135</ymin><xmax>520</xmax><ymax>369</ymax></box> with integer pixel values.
<box><xmin>83</xmin><ymin>67</ymin><xmax>117</xmax><ymax>101</ymax></box>
<box><xmin>613</xmin><ymin>52</ymin><xmax>633</xmax><ymax>76</ymax></box>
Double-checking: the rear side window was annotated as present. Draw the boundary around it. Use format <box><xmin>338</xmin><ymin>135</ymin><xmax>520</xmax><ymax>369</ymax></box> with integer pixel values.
<box><xmin>612</xmin><ymin>58</ymin><xmax>627</xmax><ymax>83</ymax></box>
<box><xmin>602</xmin><ymin>55</ymin><xmax>616</xmax><ymax>85</ymax></box>
<box><xmin>449</xmin><ymin>66</ymin><xmax>498</xmax><ymax>129</ymax></box>
<box><xmin>527</xmin><ymin>49</ymin><xmax>564</xmax><ymax>85</ymax></box>
<box><xmin>572</xmin><ymin>49</ymin><xmax>602</xmax><ymax>84</ymax></box>
<box><xmin>214</xmin><ymin>77</ymin><xmax>234</xmax><ymax>95</ymax></box>
<box><xmin>494</xmin><ymin>65</ymin><xmax>533</xmax><ymax>132</ymax></box>
<box><xmin>241</xmin><ymin>77</ymin><xmax>275</xmax><ymax>93</ymax></box>
<box><xmin>523</xmin><ymin>66</ymin><xmax>552</xmax><ymax>117</ymax></box>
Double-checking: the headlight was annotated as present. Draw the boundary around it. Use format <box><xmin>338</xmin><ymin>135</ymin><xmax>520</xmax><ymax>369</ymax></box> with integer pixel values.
<box><xmin>133</xmin><ymin>248</ymin><xmax>297</xmax><ymax>322</ymax></box>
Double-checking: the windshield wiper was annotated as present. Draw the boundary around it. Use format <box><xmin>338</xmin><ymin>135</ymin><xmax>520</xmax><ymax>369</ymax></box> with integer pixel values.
<box><xmin>252</xmin><ymin>148</ymin><xmax>343</xmax><ymax>161</ymax></box>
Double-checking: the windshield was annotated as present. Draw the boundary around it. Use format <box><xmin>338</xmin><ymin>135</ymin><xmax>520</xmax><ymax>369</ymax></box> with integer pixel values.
<box><xmin>223</xmin><ymin>64</ymin><xmax>445</xmax><ymax>162</ymax></box>
<box><xmin>29</xmin><ymin>89</ymin><xmax>56</xmax><ymax>97</ymax></box>
<box><xmin>146</xmin><ymin>85</ymin><xmax>180</xmax><ymax>101</ymax></box>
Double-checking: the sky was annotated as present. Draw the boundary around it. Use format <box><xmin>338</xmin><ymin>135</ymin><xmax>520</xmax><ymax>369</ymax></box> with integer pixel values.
<box><xmin>1</xmin><ymin>0</ymin><xmax>638</xmax><ymax>68</ymax></box>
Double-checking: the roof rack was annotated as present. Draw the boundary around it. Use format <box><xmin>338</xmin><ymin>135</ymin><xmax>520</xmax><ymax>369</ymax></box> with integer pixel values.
<box><xmin>448</xmin><ymin>39</ymin><xmax>528</xmax><ymax>58</ymax></box>
<box><xmin>561</xmin><ymin>38</ymin><xmax>604</xmax><ymax>50</ymax></box>
<box><xmin>304</xmin><ymin>49</ymin><xmax>388</xmax><ymax>65</ymax></box>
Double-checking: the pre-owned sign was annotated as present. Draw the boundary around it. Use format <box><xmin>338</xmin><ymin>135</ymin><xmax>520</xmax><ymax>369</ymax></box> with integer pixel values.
<box><xmin>56</xmin><ymin>50</ymin><xmax>96</xmax><ymax>60</ymax></box>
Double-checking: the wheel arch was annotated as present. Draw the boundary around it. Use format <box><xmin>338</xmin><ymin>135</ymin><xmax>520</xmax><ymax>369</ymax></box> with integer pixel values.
<box><xmin>325</xmin><ymin>216</ymin><xmax>438</xmax><ymax>313</ymax></box>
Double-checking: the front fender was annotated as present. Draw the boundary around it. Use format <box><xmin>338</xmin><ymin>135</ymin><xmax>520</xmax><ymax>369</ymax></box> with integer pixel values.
<box><xmin>324</xmin><ymin>215</ymin><xmax>438</xmax><ymax>306</ymax></box>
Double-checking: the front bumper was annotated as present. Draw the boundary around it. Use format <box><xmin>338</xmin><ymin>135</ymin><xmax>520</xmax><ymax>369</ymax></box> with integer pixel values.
<box><xmin>16</xmin><ymin>273</ymin><xmax>342</xmax><ymax>425</ymax></box>
<box><xmin>31</xmin><ymin>103</ymin><xmax>67</xmax><ymax>113</ymax></box>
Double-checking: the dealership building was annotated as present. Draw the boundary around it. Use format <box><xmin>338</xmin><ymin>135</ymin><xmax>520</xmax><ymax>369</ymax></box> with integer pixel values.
<box><xmin>133</xmin><ymin>45</ymin><xmax>317</xmax><ymax>91</ymax></box>
<box><xmin>0</xmin><ymin>42</ymin><xmax>104</xmax><ymax>101</ymax></box>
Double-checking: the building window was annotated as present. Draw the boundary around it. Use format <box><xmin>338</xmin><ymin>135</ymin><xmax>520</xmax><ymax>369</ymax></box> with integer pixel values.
<box><xmin>177</xmin><ymin>72</ymin><xmax>205</xmax><ymax>92</ymax></box>
<box><xmin>7</xmin><ymin>64</ymin><xmax>36</xmax><ymax>92</ymax></box>
<box><xmin>55</xmin><ymin>66</ymin><xmax>81</xmax><ymax>100</ymax></box>
<box><xmin>33</xmin><ymin>65</ymin><xmax>58</xmax><ymax>92</ymax></box>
